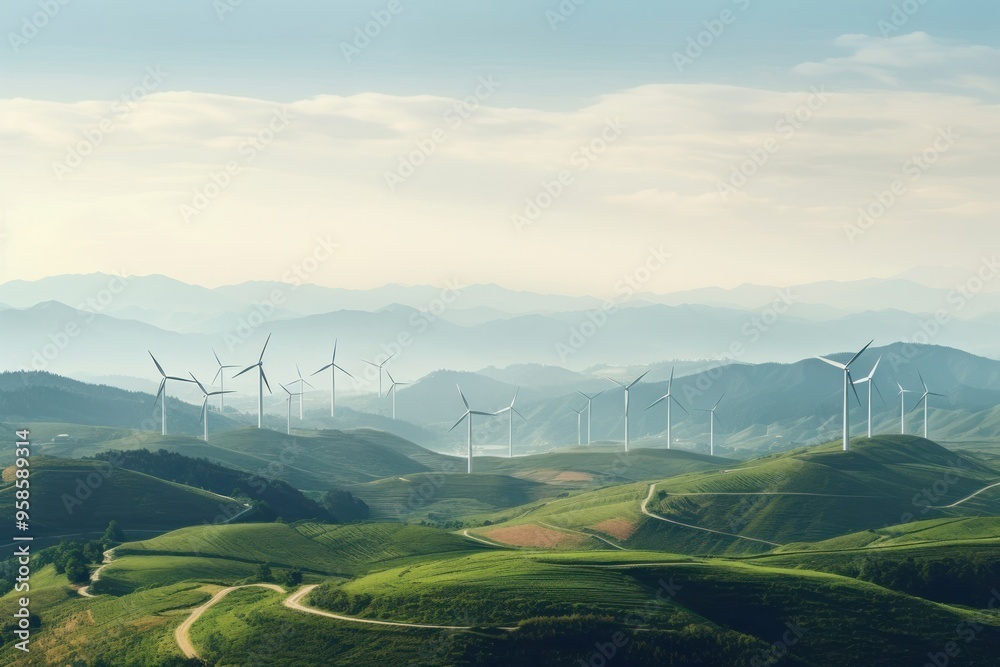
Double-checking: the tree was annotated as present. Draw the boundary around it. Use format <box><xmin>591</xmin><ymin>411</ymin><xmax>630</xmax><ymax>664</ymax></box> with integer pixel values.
<box><xmin>102</xmin><ymin>520</ymin><xmax>124</xmax><ymax>545</ymax></box>
<box><xmin>321</xmin><ymin>489</ymin><xmax>370</xmax><ymax>522</ymax></box>
<box><xmin>283</xmin><ymin>568</ymin><xmax>303</xmax><ymax>587</ymax></box>
<box><xmin>256</xmin><ymin>562</ymin><xmax>272</xmax><ymax>582</ymax></box>
<box><xmin>65</xmin><ymin>557</ymin><xmax>90</xmax><ymax>584</ymax></box>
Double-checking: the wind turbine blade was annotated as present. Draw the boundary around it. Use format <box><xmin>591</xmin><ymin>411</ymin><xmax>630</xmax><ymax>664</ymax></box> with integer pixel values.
<box><xmin>258</xmin><ymin>333</ymin><xmax>271</xmax><ymax>363</ymax></box>
<box><xmin>261</xmin><ymin>368</ymin><xmax>272</xmax><ymax>394</ymax></box>
<box><xmin>280</xmin><ymin>383</ymin><xmax>291</xmax><ymax>395</ymax></box>
<box><xmin>457</xmin><ymin>385</ymin><xmax>469</xmax><ymax>410</ymax></box>
<box><xmin>511</xmin><ymin>387</ymin><xmax>519</xmax><ymax>407</ymax></box>
<box><xmin>208</xmin><ymin>390</ymin><xmax>236</xmax><ymax>397</ymax></box>
<box><xmin>166</xmin><ymin>375</ymin><xmax>194</xmax><ymax>383</ymax></box>
<box><xmin>646</xmin><ymin>395</ymin><xmax>669</xmax><ymax>410</ymax></box>
<box><xmin>846</xmin><ymin>340</ymin><xmax>875</xmax><ymax>368</ymax></box>
<box><xmin>212</xmin><ymin>367</ymin><xmax>223</xmax><ymax>384</ymax></box>
<box><xmin>384</xmin><ymin>352</ymin><xmax>396</xmax><ymax>364</ymax></box>
<box><xmin>713</xmin><ymin>392</ymin><xmax>726</xmax><ymax>411</ymax></box>
<box><xmin>333</xmin><ymin>364</ymin><xmax>354</xmax><ymax>379</ymax></box>
<box><xmin>149</xmin><ymin>351</ymin><xmax>166</xmax><ymax>377</ymax></box>
<box><xmin>869</xmin><ymin>355</ymin><xmax>882</xmax><ymax>379</ymax></box>
<box><xmin>849</xmin><ymin>373</ymin><xmax>862</xmax><ymax>407</ymax></box>
<box><xmin>627</xmin><ymin>370</ymin><xmax>650</xmax><ymax>389</ymax></box>
<box><xmin>668</xmin><ymin>366</ymin><xmax>675</xmax><ymax>391</ymax></box>
<box><xmin>189</xmin><ymin>373</ymin><xmax>208</xmax><ymax>395</ymax></box>
<box><xmin>363</xmin><ymin>360</ymin><xmax>379</xmax><ymax>369</ymax></box>
<box><xmin>448</xmin><ymin>413</ymin><xmax>469</xmax><ymax>432</ymax></box>
<box><xmin>233</xmin><ymin>365</ymin><xmax>255</xmax><ymax>379</ymax></box>
<box><xmin>213</xmin><ymin>349</ymin><xmax>223</xmax><ymax>366</ymax></box>
<box><xmin>154</xmin><ymin>378</ymin><xmax>166</xmax><ymax>404</ymax></box>
<box><xmin>312</xmin><ymin>363</ymin><xmax>334</xmax><ymax>376</ymax></box>
<box><xmin>512</xmin><ymin>408</ymin><xmax>527</xmax><ymax>422</ymax></box>
<box><xmin>604</xmin><ymin>376</ymin><xmax>626</xmax><ymax>388</ymax></box>
<box><xmin>929</xmin><ymin>392</ymin><xmax>946</xmax><ymax>397</ymax></box>
<box><xmin>908</xmin><ymin>396</ymin><xmax>927</xmax><ymax>414</ymax></box>
<box><xmin>386</xmin><ymin>370</ymin><xmax>396</xmax><ymax>384</ymax></box>
<box><xmin>332</xmin><ymin>339</ymin><xmax>338</xmax><ymax>362</ymax></box>
<box><xmin>816</xmin><ymin>356</ymin><xmax>847</xmax><ymax>370</ymax></box>
<box><xmin>918</xmin><ymin>372</ymin><xmax>929</xmax><ymax>393</ymax></box>
<box><xmin>199</xmin><ymin>397</ymin><xmax>207</xmax><ymax>425</ymax></box>
<box><xmin>671</xmin><ymin>395</ymin><xmax>690</xmax><ymax>415</ymax></box>
<box><xmin>873</xmin><ymin>381</ymin><xmax>887</xmax><ymax>406</ymax></box>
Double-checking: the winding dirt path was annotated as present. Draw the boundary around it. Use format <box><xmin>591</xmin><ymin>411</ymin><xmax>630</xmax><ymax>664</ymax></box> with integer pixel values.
<box><xmin>78</xmin><ymin>549</ymin><xmax>115</xmax><ymax>598</ymax></box>
<box><xmin>641</xmin><ymin>484</ymin><xmax>783</xmax><ymax>547</ymax></box>
<box><xmin>176</xmin><ymin>584</ymin><xmax>285</xmax><ymax>659</ymax></box>
<box><xmin>930</xmin><ymin>481</ymin><xmax>1000</xmax><ymax>509</ymax></box>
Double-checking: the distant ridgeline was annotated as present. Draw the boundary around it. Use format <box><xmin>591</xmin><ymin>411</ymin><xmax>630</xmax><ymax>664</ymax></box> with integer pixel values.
<box><xmin>90</xmin><ymin>449</ymin><xmax>368</xmax><ymax>523</ymax></box>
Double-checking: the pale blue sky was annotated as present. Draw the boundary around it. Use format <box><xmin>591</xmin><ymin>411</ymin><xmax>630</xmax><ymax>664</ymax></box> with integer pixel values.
<box><xmin>2</xmin><ymin>1</ymin><xmax>999</xmax><ymax>293</ymax></box>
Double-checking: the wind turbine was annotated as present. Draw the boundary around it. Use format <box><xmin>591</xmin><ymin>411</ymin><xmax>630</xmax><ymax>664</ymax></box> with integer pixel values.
<box><xmin>645</xmin><ymin>367</ymin><xmax>688</xmax><ymax>450</ymax></box>
<box><xmin>604</xmin><ymin>370</ymin><xmax>649</xmax><ymax>452</ymax></box>
<box><xmin>290</xmin><ymin>364</ymin><xmax>315</xmax><ymax>419</ymax></box>
<box><xmin>233</xmin><ymin>334</ymin><xmax>272</xmax><ymax>429</ymax></box>
<box><xmin>280</xmin><ymin>383</ymin><xmax>303</xmax><ymax>435</ymax></box>
<box><xmin>695</xmin><ymin>393</ymin><xmax>725</xmax><ymax>457</ymax></box>
<box><xmin>211</xmin><ymin>349</ymin><xmax>240</xmax><ymax>412</ymax></box>
<box><xmin>896</xmin><ymin>382</ymin><xmax>915</xmax><ymax>435</ymax></box>
<box><xmin>911</xmin><ymin>372</ymin><xmax>946</xmax><ymax>439</ymax></box>
<box><xmin>363</xmin><ymin>352</ymin><xmax>396</xmax><ymax>397</ymax></box>
<box><xmin>190</xmin><ymin>374</ymin><xmax>233</xmax><ymax>441</ymax></box>
<box><xmin>816</xmin><ymin>340</ymin><xmax>873</xmax><ymax>452</ymax></box>
<box><xmin>569</xmin><ymin>406</ymin><xmax>585</xmax><ymax>446</ymax></box>
<box><xmin>312</xmin><ymin>340</ymin><xmax>354</xmax><ymax>418</ymax></box>
<box><xmin>149</xmin><ymin>351</ymin><xmax>194</xmax><ymax>436</ymax></box>
<box><xmin>385</xmin><ymin>370</ymin><xmax>408</xmax><ymax>420</ymax></box>
<box><xmin>495</xmin><ymin>389</ymin><xmax>527</xmax><ymax>458</ymax></box>
<box><xmin>576</xmin><ymin>390</ymin><xmax>603</xmax><ymax>445</ymax></box>
<box><xmin>448</xmin><ymin>386</ymin><xmax>494</xmax><ymax>474</ymax></box>
<box><xmin>852</xmin><ymin>356</ymin><xmax>884</xmax><ymax>438</ymax></box>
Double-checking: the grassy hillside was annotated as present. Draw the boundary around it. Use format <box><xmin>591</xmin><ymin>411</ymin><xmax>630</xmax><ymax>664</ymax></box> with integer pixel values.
<box><xmin>0</xmin><ymin>457</ymin><xmax>244</xmax><ymax>538</ymax></box>
<box><xmin>472</xmin><ymin>436</ymin><xmax>1000</xmax><ymax>556</ymax></box>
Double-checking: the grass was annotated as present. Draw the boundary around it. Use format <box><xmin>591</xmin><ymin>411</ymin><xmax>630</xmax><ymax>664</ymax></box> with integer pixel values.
<box><xmin>0</xmin><ymin>456</ymin><xmax>242</xmax><ymax>537</ymax></box>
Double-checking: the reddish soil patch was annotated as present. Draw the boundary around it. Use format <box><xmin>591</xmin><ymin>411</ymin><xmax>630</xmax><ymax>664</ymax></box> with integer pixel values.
<box><xmin>591</xmin><ymin>518</ymin><xmax>638</xmax><ymax>541</ymax></box>
<box><xmin>485</xmin><ymin>524</ymin><xmax>587</xmax><ymax>549</ymax></box>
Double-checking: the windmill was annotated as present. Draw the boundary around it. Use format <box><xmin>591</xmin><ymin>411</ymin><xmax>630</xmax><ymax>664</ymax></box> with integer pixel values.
<box><xmin>149</xmin><ymin>351</ymin><xmax>194</xmax><ymax>436</ymax></box>
<box><xmin>569</xmin><ymin>406</ymin><xmax>585</xmax><ymax>447</ymax></box>
<box><xmin>695</xmin><ymin>393</ymin><xmax>725</xmax><ymax>457</ymax></box>
<box><xmin>363</xmin><ymin>352</ymin><xmax>396</xmax><ymax>397</ymax></box>
<box><xmin>233</xmin><ymin>333</ymin><xmax>272</xmax><ymax>429</ymax></box>
<box><xmin>576</xmin><ymin>390</ymin><xmax>603</xmax><ymax>445</ymax></box>
<box><xmin>495</xmin><ymin>389</ymin><xmax>527</xmax><ymax>458</ymax></box>
<box><xmin>852</xmin><ymin>356</ymin><xmax>884</xmax><ymax>438</ymax></box>
<box><xmin>385</xmin><ymin>370</ymin><xmax>408</xmax><ymax>420</ymax></box>
<box><xmin>211</xmin><ymin>349</ymin><xmax>240</xmax><ymax>411</ymax></box>
<box><xmin>312</xmin><ymin>339</ymin><xmax>354</xmax><ymax>418</ymax></box>
<box><xmin>816</xmin><ymin>340</ymin><xmax>873</xmax><ymax>451</ymax></box>
<box><xmin>448</xmin><ymin>386</ymin><xmax>494</xmax><ymax>474</ymax></box>
<box><xmin>911</xmin><ymin>372</ymin><xmax>946</xmax><ymax>439</ymax></box>
<box><xmin>604</xmin><ymin>370</ymin><xmax>649</xmax><ymax>452</ymax></box>
<box><xmin>290</xmin><ymin>364</ymin><xmax>315</xmax><ymax>419</ymax></box>
<box><xmin>645</xmin><ymin>367</ymin><xmax>687</xmax><ymax>449</ymax></box>
<box><xmin>897</xmin><ymin>382</ymin><xmax>915</xmax><ymax>434</ymax></box>
<box><xmin>280</xmin><ymin>383</ymin><xmax>303</xmax><ymax>435</ymax></box>
<box><xmin>190</xmin><ymin>374</ymin><xmax>233</xmax><ymax>441</ymax></box>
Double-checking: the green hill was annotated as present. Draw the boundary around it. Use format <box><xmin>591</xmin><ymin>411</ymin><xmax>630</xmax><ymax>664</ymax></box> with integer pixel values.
<box><xmin>0</xmin><ymin>457</ymin><xmax>244</xmax><ymax>539</ymax></box>
<box><xmin>471</xmin><ymin>436</ymin><xmax>1000</xmax><ymax>555</ymax></box>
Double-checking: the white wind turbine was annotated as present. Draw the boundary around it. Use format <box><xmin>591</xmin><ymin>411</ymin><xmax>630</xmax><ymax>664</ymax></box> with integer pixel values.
<box><xmin>911</xmin><ymin>372</ymin><xmax>946</xmax><ymax>439</ymax></box>
<box><xmin>312</xmin><ymin>340</ymin><xmax>354</xmax><ymax>418</ymax></box>
<box><xmin>190</xmin><ymin>374</ymin><xmax>233</xmax><ymax>442</ymax></box>
<box><xmin>695</xmin><ymin>393</ymin><xmax>725</xmax><ymax>457</ymax></box>
<box><xmin>816</xmin><ymin>340</ymin><xmax>873</xmax><ymax>452</ymax></box>
<box><xmin>495</xmin><ymin>389</ymin><xmax>527</xmax><ymax>458</ymax></box>
<box><xmin>363</xmin><ymin>352</ymin><xmax>396</xmax><ymax>397</ymax></box>
<box><xmin>385</xmin><ymin>370</ymin><xmax>408</xmax><ymax>420</ymax></box>
<box><xmin>448</xmin><ymin>386</ymin><xmax>494</xmax><ymax>474</ymax></box>
<box><xmin>576</xmin><ymin>390</ymin><xmax>604</xmax><ymax>445</ymax></box>
<box><xmin>604</xmin><ymin>370</ymin><xmax>649</xmax><ymax>452</ymax></box>
<box><xmin>149</xmin><ymin>351</ymin><xmax>194</xmax><ymax>436</ymax></box>
<box><xmin>852</xmin><ymin>356</ymin><xmax>884</xmax><ymax>438</ymax></box>
<box><xmin>290</xmin><ymin>364</ymin><xmax>315</xmax><ymax>419</ymax></box>
<box><xmin>897</xmin><ymin>382</ymin><xmax>915</xmax><ymax>435</ymax></box>
<box><xmin>280</xmin><ymin>383</ymin><xmax>303</xmax><ymax>435</ymax></box>
<box><xmin>212</xmin><ymin>349</ymin><xmax>240</xmax><ymax>412</ymax></box>
<box><xmin>233</xmin><ymin>334</ymin><xmax>272</xmax><ymax>429</ymax></box>
<box><xmin>569</xmin><ymin>406</ymin><xmax>585</xmax><ymax>446</ymax></box>
<box><xmin>645</xmin><ymin>367</ymin><xmax>688</xmax><ymax>450</ymax></box>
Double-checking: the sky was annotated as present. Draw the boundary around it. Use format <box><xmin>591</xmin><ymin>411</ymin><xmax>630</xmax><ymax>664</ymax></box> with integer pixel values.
<box><xmin>1</xmin><ymin>0</ymin><xmax>998</xmax><ymax>298</ymax></box>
